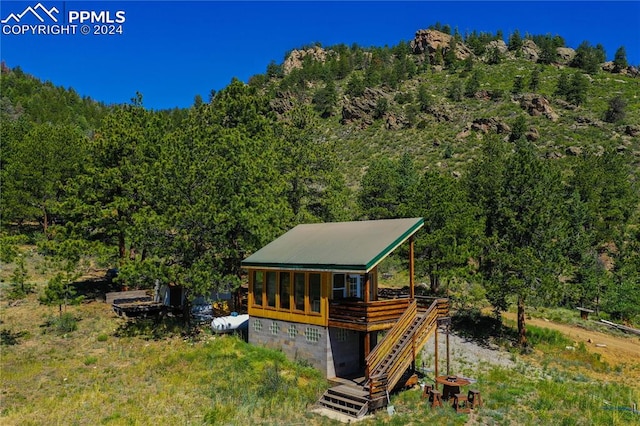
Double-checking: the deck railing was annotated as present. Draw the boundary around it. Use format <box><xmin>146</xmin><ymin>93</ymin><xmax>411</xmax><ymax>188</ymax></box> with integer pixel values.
<box><xmin>328</xmin><ymin>298</ymin><xmax>410</xmax><ymax>328</ymax></box>
<box><xmin>365</xmin><ymin>298</ymin><xmax>449</xmax><ymax>403</ymax></box>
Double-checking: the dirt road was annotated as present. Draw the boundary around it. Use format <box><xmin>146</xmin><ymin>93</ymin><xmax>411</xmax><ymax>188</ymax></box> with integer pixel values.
<box><xmin>504</xmin><ymin>313</ymin><xmax>640</xmax><ymax>381</ymax></box>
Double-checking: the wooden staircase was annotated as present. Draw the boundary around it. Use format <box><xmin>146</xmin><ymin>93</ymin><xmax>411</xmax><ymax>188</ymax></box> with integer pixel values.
<box><xmin>316</xmin><ymin>384</ymin><xmax>370</xmax><ymax>418</ymax></box>
<box><xmin>365</xmin><ymin>298</ymin><xmax>449</xmax><ymax>409</ymax></box>
<box><xmin>316</xmin><ymin>298</ymin><xmax>449</xmax><ymax>418</ymax></box>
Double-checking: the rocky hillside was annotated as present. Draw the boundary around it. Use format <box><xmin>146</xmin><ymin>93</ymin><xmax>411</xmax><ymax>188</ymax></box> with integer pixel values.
<box><xmin>252</xmin><ymin>28</ymin><xmax>640</xmax><ymax>186</ymax></box>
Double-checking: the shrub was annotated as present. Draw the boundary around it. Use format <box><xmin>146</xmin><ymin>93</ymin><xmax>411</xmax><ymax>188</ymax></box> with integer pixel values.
<box><xmin>43</xmin><ymin>312</ymin><xmax>78</xmax><ymax>335</ymax></box>
<box><xmin>604</xmin><ymin>96</ymin><xmax>626</xmax><ymax>123</ymax></box>
<box><xmin>84</xmin><ymin>356</ymin><xmax>98</xmax><ymax>365</ymax></box>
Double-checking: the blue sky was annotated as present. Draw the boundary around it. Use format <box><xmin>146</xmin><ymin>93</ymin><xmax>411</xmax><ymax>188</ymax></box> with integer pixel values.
<box><xmin>1</xmin><ymin>1</ymin><xmax>639</xmax><ymax>110</ymax></box>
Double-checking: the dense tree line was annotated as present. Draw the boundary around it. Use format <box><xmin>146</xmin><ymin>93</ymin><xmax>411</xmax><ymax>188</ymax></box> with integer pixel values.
<box><xmin>2</xmin><ymin>69</ymin><xmax>350</xmax><ymax>313</ymax></box>
<box><xmin>357</xmin><ymin>139</ymin><xmax>638</xmax><ymax>345</ymax></box>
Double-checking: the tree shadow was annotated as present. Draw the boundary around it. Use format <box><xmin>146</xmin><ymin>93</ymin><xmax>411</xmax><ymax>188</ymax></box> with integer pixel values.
<box><xmin>451</xmin><ymin>308</ymin><xmax>518</xmax><ymax>349</ymax></box>
<box><xmin>0</xmin><ymin>328</ymin><xmax>29</xmax><ymax>345</ymax></box>
<box><xmin>71</xmin><ymin>277</ymin><xmax>121</xmax><ymax>302</ymax></box>
<box><xmin>113</xmin><ymin>314</ymin><xmax>188</xmax><ymax>341</ymax></box>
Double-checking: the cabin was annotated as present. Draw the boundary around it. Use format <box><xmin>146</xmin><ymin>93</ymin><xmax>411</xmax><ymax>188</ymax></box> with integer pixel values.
<box><xmin>241</xmin><ymin>218</ymin><xmax>450</xmax><ymax>417</ymax></box>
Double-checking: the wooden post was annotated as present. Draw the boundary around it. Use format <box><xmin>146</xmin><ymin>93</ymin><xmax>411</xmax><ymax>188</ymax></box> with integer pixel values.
<box><xmin>372</xmin><ymin>267</ymin><xmax>378</xmax><ymax>302</ymax></box>
<box><xmin>409</xmin><ymin>236</ymin><xmax>415</xmax><ymax>299</ymax></box>
<box><xmin>434</xmin><ymin>324</ymin><xmax>439</xmax><ymax>379</ymax></box>
<box><xmin>446</xmin><ymin>322</ymin><xmax>451</xmax><ymax>376</ymax></box>
<box><xmin>364</xmin><ymin>331</ymin><xmax>371</xmax><ymax>357</ymax></box>
<box><xmin>364</xmin><ymin>273</ymin><xmax>371</xmax><ymax>303</ymax></box>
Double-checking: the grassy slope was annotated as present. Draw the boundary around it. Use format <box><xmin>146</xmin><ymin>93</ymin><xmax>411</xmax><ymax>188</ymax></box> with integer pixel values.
<box><xmin>1</xmin><ymin>256</ymin><xmax>639</xmax><ymax>425</ymax></box>
<box><xmin>308</xmin><ymin>60</ymin><xmax>640</xmax><ymax>188</ymax></box>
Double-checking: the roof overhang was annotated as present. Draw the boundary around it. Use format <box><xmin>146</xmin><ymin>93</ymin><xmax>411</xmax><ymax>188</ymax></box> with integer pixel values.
<box><xmin>241</xmin><ymin>218</ymin><xmax>424</xmax><ymax>273</ymax></box>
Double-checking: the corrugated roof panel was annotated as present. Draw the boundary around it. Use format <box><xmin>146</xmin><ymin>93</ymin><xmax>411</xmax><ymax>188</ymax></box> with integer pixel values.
<box><xmin>242</xmin><ymin>218</ymin><xmax>424</xmax><ymax>272</ymax></box>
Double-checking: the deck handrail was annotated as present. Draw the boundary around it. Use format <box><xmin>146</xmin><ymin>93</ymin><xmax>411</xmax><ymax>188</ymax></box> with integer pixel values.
<box><xmin>365</xmin><ymin>299</ymin><xmax>417</xmax><ymax>379</ymax></box>
<box><xmin>328</xmin><ymin>298</ymin><xmax>410</xmax><ymax>325</ymax></box>
<box><xmin>365</xmin><ymin>298</ymin><xmax>449</xmax><ymax>400</ymax></box>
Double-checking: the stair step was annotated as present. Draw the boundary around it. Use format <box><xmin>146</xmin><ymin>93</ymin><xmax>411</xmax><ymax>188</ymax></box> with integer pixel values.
<box><xmin>318</xmin><ymin>387</ymin><xmax>370</xmax><ymax>418</ymax></box>
<box><xmin>318</xmin><ymin>399</ymin><xmax>361</xmax><ymax>416</ymax></box>
<box><xmin>327</xmin><ymin>388</ymin><xmax>368</xmax><ymax>404</ymax></box>
<box><xmin>323</xmin><ymin>390</ymin><xmax>369</xmax><ymax>407</ymax></box>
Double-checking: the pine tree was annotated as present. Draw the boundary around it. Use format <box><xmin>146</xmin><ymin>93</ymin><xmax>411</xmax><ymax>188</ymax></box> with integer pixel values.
<box><xmin>508</xmin><ymin>29</ymin><xmax>523</xmax><ymax>52</ymax></box>
<box><xmin>604</xmin><ymin>96</ymin><xmax>627</xmax><ymax>123</ymax></box>
<box><xmin>510</xmin><ymin>115</ymin><xmax>527</xmax><ymax>142</ymax></box>
<box><xmin>469</xmin><ymin>138</ymin><xmax>566</xmax><ymax>347</ymax></box>
<box><xmin>555</xmin><ymin>72</ymin><xmax>570</xmax><ymax>98</ymax></box>
<box><xmin>567</xmin><ymin>72</ymin><xmax>589</xmax><ymax>105</ymax></box>
<box><xmin>465</xmin><ymin>70</ymin><xmax>481</xmax><ymax>97</ymax></box>
<box><xmin>613</xmin><ymin>46</ymin><xmax>628</xmax><ymax>72</ymax></box>
<box><xmin>529</xmin><ymin>67</ymin><xmax>541</xmax><ymax>92</ymax></box>
<box><xmin>512</xmin><ymin>75</ymin><xmax>525</xmax><ymax>94</ymax></box>
<box><xmin>417</xmin><ymin>84</ymin><xmax>432</xmax><ymax>112</ymax></box>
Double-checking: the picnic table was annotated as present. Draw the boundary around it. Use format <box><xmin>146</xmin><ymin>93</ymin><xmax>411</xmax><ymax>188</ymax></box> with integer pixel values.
<box><xmin>435</xmin><ymin>375</ymin><xmax>471</xmax><ymax>400</ymax></box>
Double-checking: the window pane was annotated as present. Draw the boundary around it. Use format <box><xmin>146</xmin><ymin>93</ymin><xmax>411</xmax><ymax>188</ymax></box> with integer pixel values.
<box><xmin>332</xmin><ymin>274</ymin><xmax>345</xmax><ymax>300</ymax></box>
<box><xmin>266</xmin><ymin>271</ymin><xmax>276</xmax><ymax>307</ymax></box>
<box><xmin>279</xmin><ymin>272</ymin><xmax>290</xmax><ymax>310</ymax></box>
<box><xmin>348</xmin><ymin>274</ymin><xmax>361</xmax><ymax>298</ymax></box>
<box><xmin>294</xmin><ymin>273</ymin><xmax>305</xmax><ymax>311</ymax></box>
<box><xmin>309</xmin><ymin>274</ymin><xmax>321</xmax><ymax>313</ymax></box>
<box><xmin>253</xmin><ymin>271</ymin><xmax>263</xmax><ymax>306</ymax></box>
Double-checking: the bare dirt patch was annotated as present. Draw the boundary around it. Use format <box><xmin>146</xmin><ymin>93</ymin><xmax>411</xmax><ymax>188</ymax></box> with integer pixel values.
<box><xmin>505</xmin><ymin>313</ymin><xmax>640</xmax><ymax>382</ymax></box>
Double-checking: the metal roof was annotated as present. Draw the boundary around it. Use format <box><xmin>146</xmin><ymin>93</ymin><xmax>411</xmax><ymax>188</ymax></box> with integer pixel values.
<box><xmin>241</xmin><ymin>218</ymin><xmax>424</xmax><ymax>273</ymax></box>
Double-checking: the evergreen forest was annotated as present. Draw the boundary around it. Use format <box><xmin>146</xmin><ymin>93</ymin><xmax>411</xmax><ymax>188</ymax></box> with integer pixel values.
<box><xmin>2</xmin><ymin>26</ymin><xmax>640</xmax><ymax>344</ymax></box>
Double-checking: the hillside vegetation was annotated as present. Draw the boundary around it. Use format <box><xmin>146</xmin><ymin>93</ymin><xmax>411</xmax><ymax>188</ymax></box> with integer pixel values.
<box><xmin>1</xmin><ymin>25</ymin><xmax>639</xmax><ymax>423</ymax></box>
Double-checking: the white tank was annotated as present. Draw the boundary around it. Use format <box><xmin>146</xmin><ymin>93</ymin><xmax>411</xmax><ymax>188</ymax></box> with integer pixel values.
<box><xmin>211</xmin><ymin>313</ymin><xmax>249</xmax><ymax>334</ymax></box>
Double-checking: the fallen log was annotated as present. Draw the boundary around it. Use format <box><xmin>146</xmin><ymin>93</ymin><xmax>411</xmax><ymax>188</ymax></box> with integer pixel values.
<box><xmin>600</xmin><ymin>319</ymin><xmax>640</xmax><ymax>336</ymax></box>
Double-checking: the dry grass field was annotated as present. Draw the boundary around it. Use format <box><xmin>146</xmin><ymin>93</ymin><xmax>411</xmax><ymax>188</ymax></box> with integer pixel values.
<box><xmin>1</xmin><ymin>251</ymin><xmax>639</xmax><ymax>425</ymax></box>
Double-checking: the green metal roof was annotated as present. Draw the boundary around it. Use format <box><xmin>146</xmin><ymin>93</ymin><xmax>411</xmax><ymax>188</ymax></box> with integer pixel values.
<box><xmin>241</xmin><ymin>218</ymin><xmax>424</xmax><ymax>273</ymax></box>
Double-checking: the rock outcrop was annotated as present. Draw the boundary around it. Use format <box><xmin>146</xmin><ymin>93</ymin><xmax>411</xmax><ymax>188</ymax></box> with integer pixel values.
<box><xmin>556</xmin><ymin>47</ymin><xmax>576</xmax><ymax>64</ymax></box>
<box><xmin>624</xmin><ymin>125</ymin><xmax>640</xmax><ymax>137</ymax></box>
<box><xmin>516</xmin><ymin>94</ymin><xmax>559</xmax><ymax>121</ymax></box>
<box><xmin>411</xmin><ymin>29</ymin><xmax>472</xmax><ymax>60</ymax></box>
<box><xmin>471</xmin><ymin>117</ymin><xmax>511</xmax><ymax>134</ymax></box>
<box><xmin>521</xmin><ymin>39</ymin><xmax>540</xmax><ymax>62</ymax></box>
<box><xmin>341</xmin><ymin>87</ymin><xmax>387</xmax><ymax>126</ymax></box>
<box><xmin>283</xmin><ymin>46</ymin><xmax>331</xmax><ymax>75</ymax></box>
<box><xmin>269</xmin><ymin>91</ymin><xmax>295</xmax><ymax>116</ymax></box>
<box><xmin>385</xmin><ymin>113</ymin><xmax>409</xmax><ymax>130</ymax></box>
<box><xmin>525</xmin><ymin>127</ymin><xmax>540</xmax><ymax>141</ymax></box>
<box><xmin>486</xmin><ymin>40</ymin><xmax>508</xmax><ymax>56</ymax></box>
<box><xmin>457</xmin><ymin>117</ymin><xmax>510</xmax><ymax>139</ymax></box>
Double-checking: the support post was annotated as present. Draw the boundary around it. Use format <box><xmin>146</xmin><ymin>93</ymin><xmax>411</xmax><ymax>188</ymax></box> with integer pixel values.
<box><xmin>434</xmin><ymin>323</ymin><xmax>439</xmax><ymax>379</ymax></box>
<box><xmin>446</xmin><ymin>322</ymin><xmax>451</xmax><ymax>376</ymax></box>
<box><xmin>364</xmin><ymin>272</ymin><xmax>371</xmax><ymax>303</ymax></box>
<box><xmin>409</xmin><ymin>236</ymin><xmax>415</xmax><ymax>299</ymax></box>
<box><xmin>364</xmin><ymin>332</ymin><xmax>371</xmax><ymax>357</ymax></box>
<box><xmin>364</xmin><ymin>332</ymin><xmax>371</xmax><ymax>380</ymax></box>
